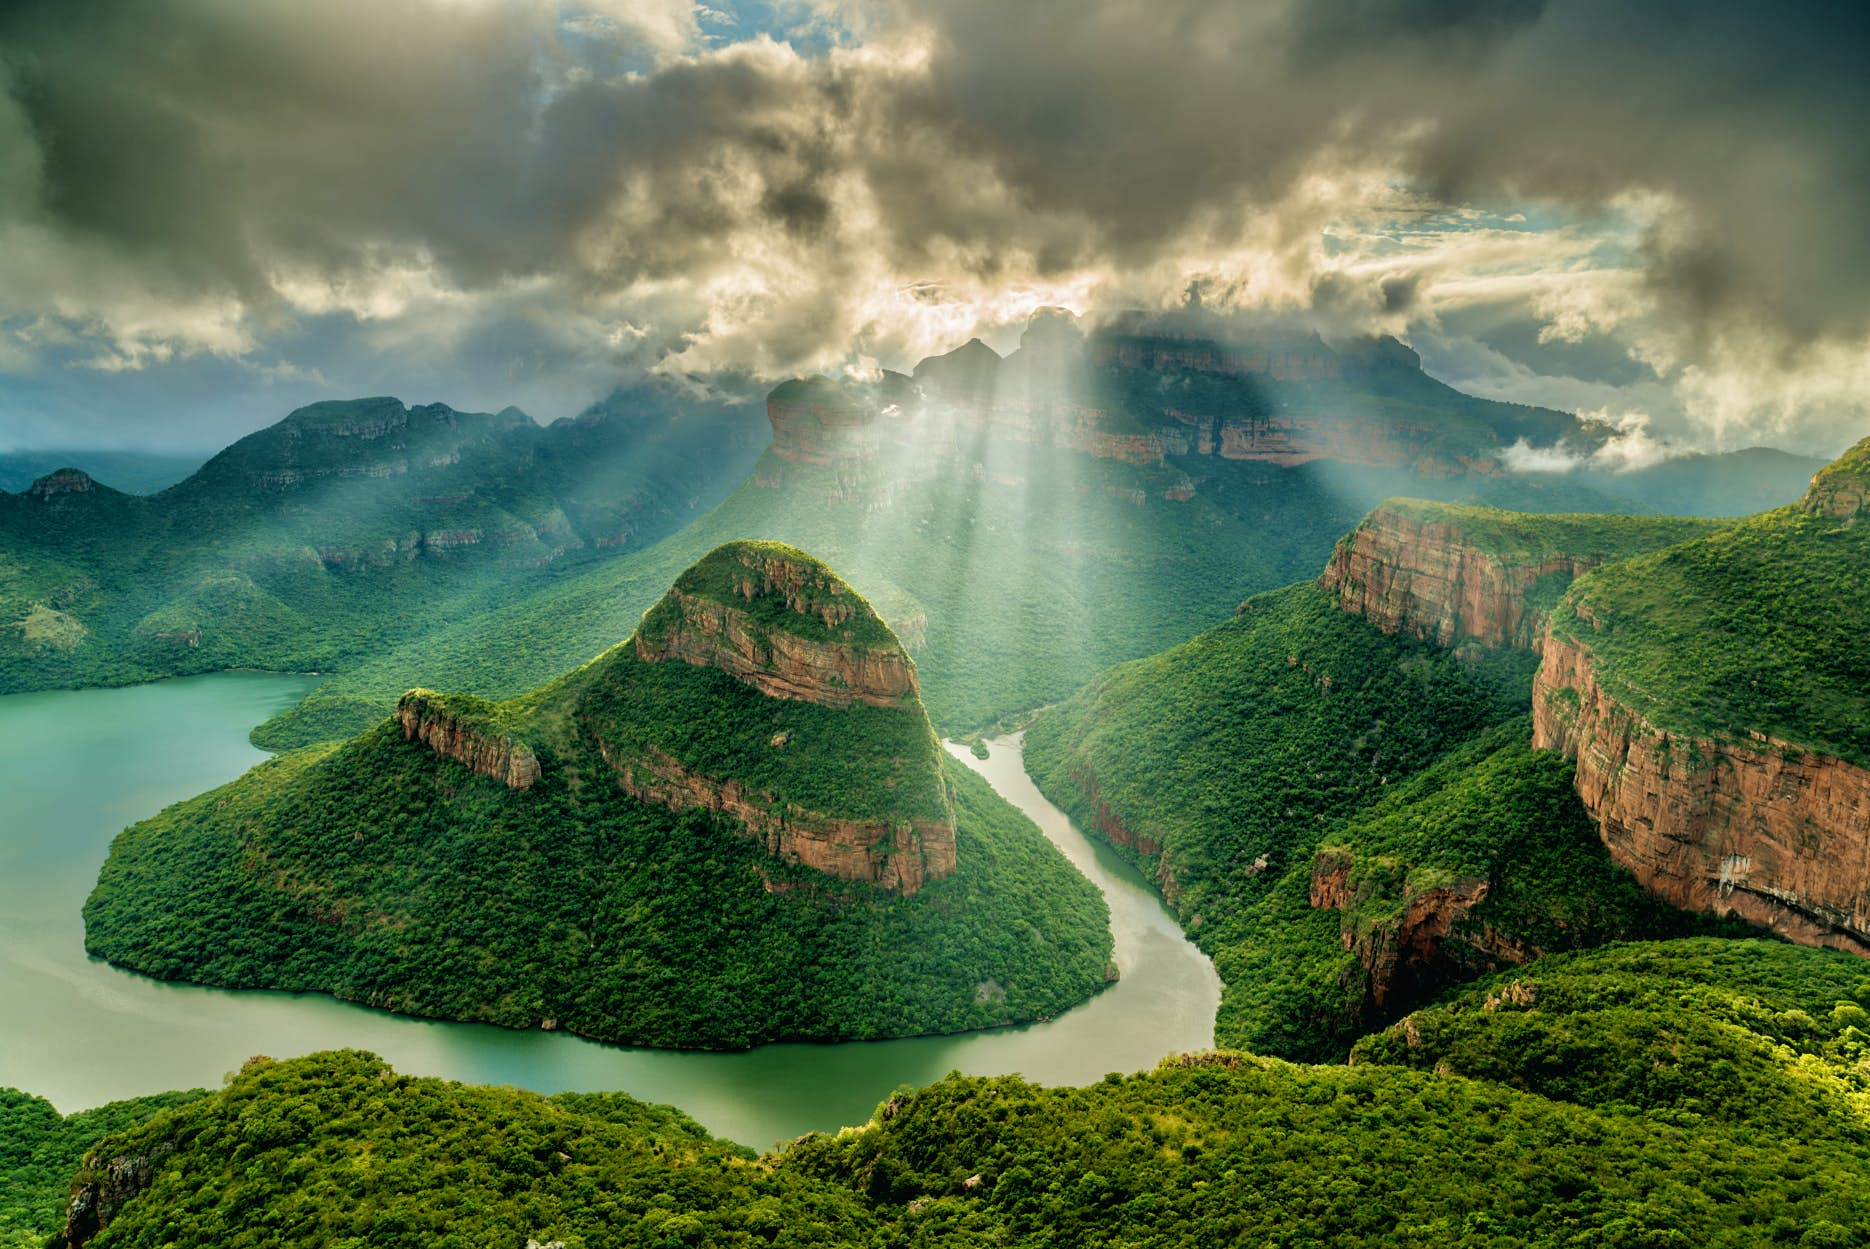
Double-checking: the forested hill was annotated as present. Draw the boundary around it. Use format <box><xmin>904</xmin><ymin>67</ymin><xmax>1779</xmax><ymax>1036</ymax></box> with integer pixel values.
<box><xmin>0</xmin><ymin>389</ymin><xmax>770</xmax><ymax>695</ymax></box>
<box><xmin>13</xmin><ymin>938</ymin><xmax>1870</xmax><ymax>1247</ymax></box>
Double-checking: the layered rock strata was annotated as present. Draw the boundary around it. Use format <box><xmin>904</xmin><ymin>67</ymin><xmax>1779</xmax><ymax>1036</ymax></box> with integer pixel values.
<box><xmin>1533</xmin><ymin>632</ymin><xmax>1870</xmax><ymax>955</ymax></box>
<box><xmin>635</xmin><ymin>552</ymin><xmax>918</xmax><ymax>709</ymax></box>
<box><xmin>396</xmin><ymin>691</ymin><xmax>542</xmax><ymax>790</ymax></box>
<box><xmin>1321</xmin><ymin>506</ymin><xmax>1600</xmax><ymax>652</ymax></box>
<box><xmin>597</xmin><ymin>739</ymin><xmax>955</xmax><ymax>895</ymax></box>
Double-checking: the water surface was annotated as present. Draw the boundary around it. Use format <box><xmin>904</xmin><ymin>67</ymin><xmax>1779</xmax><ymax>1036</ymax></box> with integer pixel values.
<box><xmin>0</xmin><ymin>674</ymin><xmax>1219</xmax><ymax>1147</ymax></box>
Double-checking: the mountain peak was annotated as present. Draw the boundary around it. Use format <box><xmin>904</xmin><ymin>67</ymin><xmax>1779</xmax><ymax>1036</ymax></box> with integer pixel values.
<box><xmin>634</xmin><ymin>541</ymin><xmax>916</xmax><ymax>708</ymax></box>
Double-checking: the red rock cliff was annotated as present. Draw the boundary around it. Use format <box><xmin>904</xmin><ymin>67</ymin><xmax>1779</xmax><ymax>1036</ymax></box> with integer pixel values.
<box><xmin>596</xmin><ymin>738</ymin><xmax>955</xmax><ymax>895</ymax></box>
<box><xmin>635</xmin><ymin>549</ymin><xmax>919</xmax><ymax>709</ymax></box>
<box><xmin>396</xmin><ymin>691</ymin><xmax>542</xmax><ymax>790</ymax></box>
<box><xmin>1533</xmin><ymin>632</ymin><xmax>1870</xmax><ymax>955</ymax></box>
<box><xmin>1321</xmin><ymin>506</ymin><xmax>1600</xmax><ymax>651</ymax></box>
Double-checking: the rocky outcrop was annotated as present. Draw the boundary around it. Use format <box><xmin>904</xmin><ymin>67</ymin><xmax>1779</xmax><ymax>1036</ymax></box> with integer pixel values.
<box><xmin>767</xmin><ymin>378</ymin><xmax>881</xmax><ymax>466</ymax></box>
<box><xmin>597</xmin><ymin>738</ymin><xmax>956</xmax><ymax>895</ymax></box>
<box><xmin>1309</xmin><ymin>848</ymin><xmax>1536</xmax><ymax>1015</ymax></box>
<box><xmin>397</xmin><ymin>690</ymin><xmax>542</xmax><ymax>790</ymax></box>
<box><xmin>1533</xmin><ymin>632</ymin><xmax>1870</xmax><ymax>955</ymax></box>
<box><xmin>61</xmin><ymin>1141</ymin><xmax>176</xmax><ymax>1248</ymax></box>
<box><xmin>27</xmin><ymin>468</ymin><xmax>98</xmax><ymax>498</ymax></box>
<box><xmin>1091</xmin><ymin>332</ymin><xmax>1342</xmax><ymax>381</ymax></box>
<box><xmin>636</xmin><ymin>548</ymin><xmax>919</xmax><ymax>709</ymax></box>
<box><xmin>636</xmin><ymin>591</ymin><xmax>917</xmax><ymax>708</ymax></box>
<box><xmin>1322</xmin><ymin>506</ymin><xmax>1599</xmax><ymax>651</ymax></box>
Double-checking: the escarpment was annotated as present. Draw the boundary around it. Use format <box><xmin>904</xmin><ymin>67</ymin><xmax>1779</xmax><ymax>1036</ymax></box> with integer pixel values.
<box><xmin>396</xmin><ymin>690</ymin><xmax>541</xmax><ymax>790</ymax></box>
<box><xmin>1533</xmin><ymin>632</ymin><xmax>1870</xmax><ymax>955</ymax></box>
<box><xmin>634</xmin><ymin>542</ymin><xmax>919</xmax><ymax>709</ymax></box>
<box><xmin>1322</xmin><ymin>502</ymin><xmax>1721</xmax><ymax>652</ymax></box>
<box><xmin>597</xmin><ymin>738</ymin><xmax>955</xmax><ymax>895</ymax></box>
<box><xmin>1529</xmin><ymin>443</ymin><xmax>1870</xmax><ymax>956</ymax></box>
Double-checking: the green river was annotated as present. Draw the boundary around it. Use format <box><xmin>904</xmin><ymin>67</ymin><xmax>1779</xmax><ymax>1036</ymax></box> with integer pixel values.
<box><xmin>0</xmin><ymin>672</ymin><xmax>1219</xmax><ymax>1149</ymax></box>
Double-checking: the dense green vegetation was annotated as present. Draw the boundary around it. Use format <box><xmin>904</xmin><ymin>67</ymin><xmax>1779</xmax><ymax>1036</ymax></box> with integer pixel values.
<box><xmin>1369</xmin><ymin>498</ymin><xmax>1723</xmax><ymax>560</ymax></box>
<box><xmin>1548</xmin><ymin>437</ymin><xmax>1870</xmax><ymax>764</ymax></box>
<box><xmin>0</xmin><ymin>392</ymin><xmax>768</xmax><ymax>697</ymax></box>
<box><xmin>40</xmin><ymin>939</ymin><xmax>1870</xmax><ymax>1249</ymax></box>
<box><xmin>1356</xmin><ymin>938</ymin><xmax>1870</xmax><ymax>1141</ymax></box>
<box><xmin>83</xmin><ymin>545</ymin><xmax>1112</xmax><ymax>1048</ymax></box>
<box><xmin>564</xmin><ymin>648</ymin><xmax>950</xmax><ymax>824</ymax></box>
<box><xmin>54</xmin><ymin>1052</ymin><xmax>878</xmax><ymax>1249</ymax></box>
<box><xmin>1024</xmin><ymin>570</ymin><xmax>1741</xmax><ymax>1060</ymax></box>
<box><xmin>256</xmin><ymin>441</ymin><xmax>1658</xmax><ymax>749</ymax></box>
<box><xmin>0</xmin><ymin>1088</ymin><xmax>207</xmax><ymax>1249</ymax></box>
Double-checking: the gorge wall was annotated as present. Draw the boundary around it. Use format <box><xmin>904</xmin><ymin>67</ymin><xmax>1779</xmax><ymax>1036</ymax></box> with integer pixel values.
<box><xmin>1533</xmin><ymin>633</ymin><xmax>1870</xmax><ymax>955</ymax></box>
<box><xmin>1321</xmin><ymin>505</ymin><xmax>1603</xmax><ymax>652</ymax></box>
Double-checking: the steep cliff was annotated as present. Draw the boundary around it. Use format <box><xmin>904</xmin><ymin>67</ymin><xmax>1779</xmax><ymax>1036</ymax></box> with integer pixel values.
<box><xmin>1536</xmin><ymin>439</ymin><xmax>1870</xmax><ymax>954</ymax></box>
<box><xmin>395</xmin><ymin>690</ymin><xmax>541</xmax><ymax>790</ymax></box>
<box><xmin>634</xmin><ymin>542</ymin><xmax>919</xmax><ymax>709</ymax></box>
<box><xmin>1322</xmin><ymin>501</ymin><xmax>1722</xmax><ymax>652</ymax></box>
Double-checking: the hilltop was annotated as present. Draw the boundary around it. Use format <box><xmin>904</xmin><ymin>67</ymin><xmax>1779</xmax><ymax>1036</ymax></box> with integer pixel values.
<box><xmin>81</xmin><ymin>543</ymin><xmax>1111</xmax><ymax>1048</ymax></box>
<box><xmin>0</xmin><ymin>390</ymin><xmax>768</xmax><ymax>695</ymax></box>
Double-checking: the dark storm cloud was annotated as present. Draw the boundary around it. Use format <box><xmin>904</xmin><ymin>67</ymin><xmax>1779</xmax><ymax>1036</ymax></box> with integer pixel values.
<box><xmin>0</xmin><ymin>0</ymin><xmax>1867</xmax><ymax>448</ymax></box>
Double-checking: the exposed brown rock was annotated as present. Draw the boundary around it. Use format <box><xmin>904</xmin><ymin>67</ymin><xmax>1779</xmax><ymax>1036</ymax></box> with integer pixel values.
<box><xmin>396</xmin><ymin>690</ymin><xmax>542</xmax><ymax>790</ymax></box>
<box><xmin>27</xmin><ymin>469</ymin><xmax>97</xmax><ymax>498</ymax></box>
<box><xmin>1309</xmin><ymin>848</ymin><xmax>1538</xmax><ymax>1017</ymax></box>
<box><xmin>596</xmin><ymin>738</ymin><xmax>955</xmax><ymax>895</ymax></box>
<box><xmin>635</xmin><ymin>549</ymin><xmax>920</xmax><ymax>710</ymax></box>
<box><xmin>61</xmin><ymin>1141</ymin><xmax>176</xmax><ymax>1249</ymax></box>
<box><xmin>1321</xmin><ymin>506</ymin><xmax>1601</xmax><ymax>651</ymax></box>
<box><xmin>1534</xmin><ymin>631</ymin><xmax>1870</xmax><ymax>955</ymax></box>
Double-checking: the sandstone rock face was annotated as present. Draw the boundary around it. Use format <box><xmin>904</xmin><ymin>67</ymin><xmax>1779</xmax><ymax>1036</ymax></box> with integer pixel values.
<box><xmin>636</xmin><ymin>550</ymin><xmax>919</xmax><ymax>709</ymax></box>
<box><xmin>597</xmin><ymin>739</ymin><xmax>956</xmax><ymax>895</ymax></box>
<box><xmin>1534</xmin><ymin>632</ymin><xmax>1870</xmax><ymax>955</ymax></box>
<box><xmin>1322</xmin><ymin>506</ymin><xmax>1599</xmax><ymax>651</ymax></box>
<box><xmin>1307</xmin><ymin>848</ymin><xmax>1534</xmax><ymax>1014</ymax></box>
<box><xmin>397</xmin><ymin>691</ymin><xmax>542</xmax><ymax>790</ymax></box>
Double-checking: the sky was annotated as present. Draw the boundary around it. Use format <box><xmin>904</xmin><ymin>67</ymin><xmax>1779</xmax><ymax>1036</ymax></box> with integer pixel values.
<box><xmin>1</xmin><ymin>0</ymin><xmax>1868</xmax><ymax>459</ymax></box>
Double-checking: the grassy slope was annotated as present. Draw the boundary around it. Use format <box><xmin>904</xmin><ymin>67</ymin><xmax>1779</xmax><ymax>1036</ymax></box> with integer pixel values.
<box><xmin>45</xmin><ymin>939</ymin><xmax>1870</xmax><ymax>1247</ymax></box>
<box><xmin>83</xmin><ymin>716</ymin><xmax>1111</xmax><ymax>1048</ymax></box>
<box><xmin>1548</xmin><ymin>444</ymin><xmax>1870</xmax><ymax>765</ymax></box>
<box><xmin>1025</xmin><ymin>567</ymin><xmax>1735</xmax><ymax>1060</ymax></box>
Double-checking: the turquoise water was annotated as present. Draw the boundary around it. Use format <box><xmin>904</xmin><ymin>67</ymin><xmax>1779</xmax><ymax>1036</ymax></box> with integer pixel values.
<box><xmin>0</xmin><ymin>673</ymin><xmax>1218</xmax><ymax>1148</ymax></box>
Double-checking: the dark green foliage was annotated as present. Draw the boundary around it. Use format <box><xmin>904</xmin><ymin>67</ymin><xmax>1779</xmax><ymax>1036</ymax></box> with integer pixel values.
<box><xmin>32</xmin><ymin>941</ymin><xmax>1870</xmax><ymax>1247</ymax></box>
<box><xmin>564</xmin><ymin>648</ymin><xmax>949</xmax><ymax>824</ymax></box>
<box><xmin>788</xmin><ymin>1032</ymin><xmax>1870</xmax><ymax>1247</ymax></box>
<box><xmin>1025</xmin><ymin>583</ymin><xmax>1531</xmax><ymax>1057</ymax></box>
<box><xmin>1353</xmin><ymin>938</ymin><xmax>1870</xmax><ymax>1141</ymax></box>
<box><xmin>1549</xmin><ymin>444</ymin><xmax>1870</xmax><ymax>764</ymax></box>
<box><xmin>83</xmin><ymin>722</ymin><xmax>1111</xmax><ymax>1048</ymax></box>
<box><xmin>60</xmin><ymin>1052</ymin><xmax>879</xmax><ymax>1249</ymax></box>
<box><xmin>0</xmin><ymin>1087</ymin><xmax>206</xmax><ymax>1249</ymax></box>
